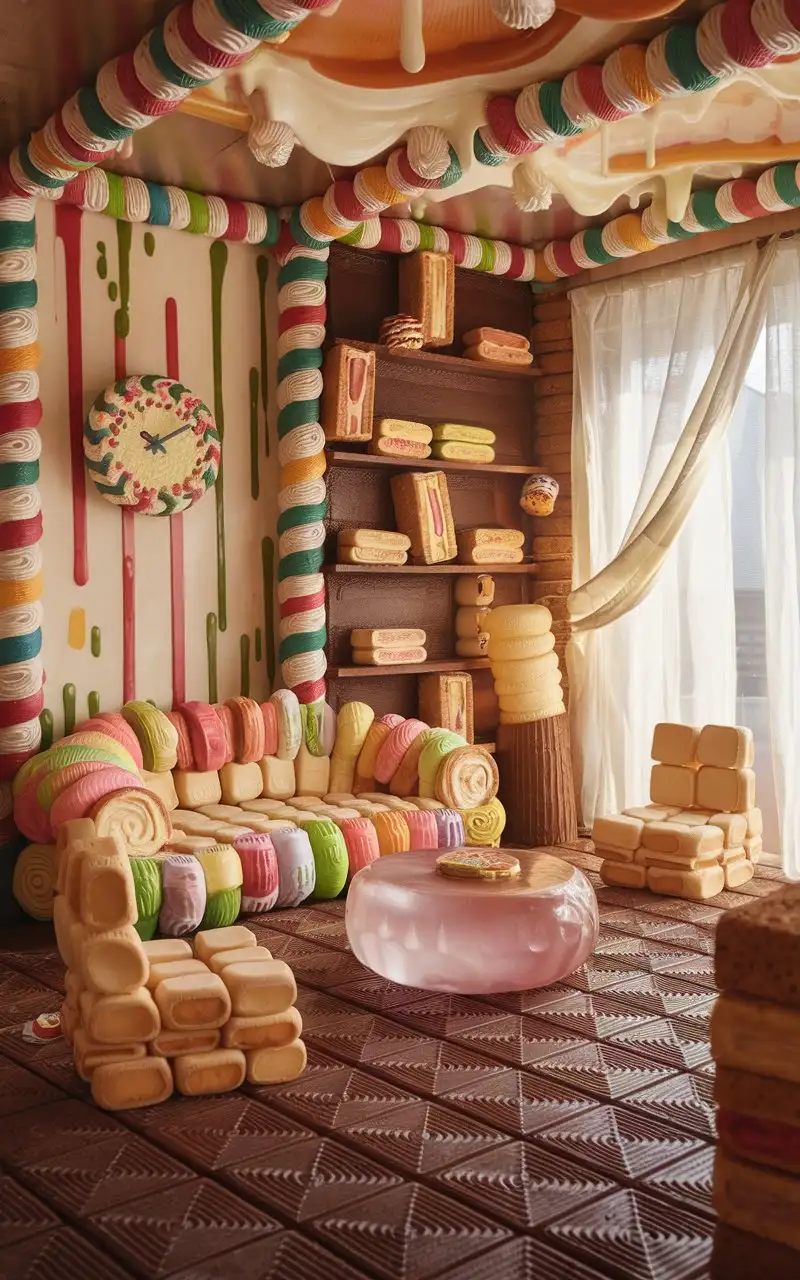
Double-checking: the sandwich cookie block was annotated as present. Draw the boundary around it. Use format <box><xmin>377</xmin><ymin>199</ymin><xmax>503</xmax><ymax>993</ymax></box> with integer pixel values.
<box><xmin>463</xmin><ymin>340</ymin><xmax>533</xmax><ymax>366</ymax></box>
<box><xmin>462</xmin><ymin>327</ymin><xmax>530</xmax><ymax>352</ymax></box>
<box><xmin>353</xmin><ymin>646</ymin><xmax>427</xmax><ymax>666</ymax></box>
<box><xmin>398</xmin><ymin>249</ymin><xmax>454</xmax><ymax>347</ymax></box>
<box><xmin>391</xmin><ymin>470</ymin><xmax>457</xmax><ymax>565</ymax></box>
<box><xmin>432</xmin><ymin>422</ymin><xmax>496</xmax><ymax>446</ymax></box>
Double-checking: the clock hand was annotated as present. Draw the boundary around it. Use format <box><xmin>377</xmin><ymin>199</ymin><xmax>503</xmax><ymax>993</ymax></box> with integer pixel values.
<box><xmin>140</xmin><ymin>422</ymin><xmax>193</xmax><ymax>455</ymax></box>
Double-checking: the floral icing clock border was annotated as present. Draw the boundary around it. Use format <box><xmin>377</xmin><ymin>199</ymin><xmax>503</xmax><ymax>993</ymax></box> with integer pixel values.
<box><xmin>84</xmin><ymin>375</ymin><xmax>221</xmax><ymax>515</ymax></box>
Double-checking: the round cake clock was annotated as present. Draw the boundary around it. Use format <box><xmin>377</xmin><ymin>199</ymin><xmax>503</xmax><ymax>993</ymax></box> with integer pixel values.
<box><xmin>83</xmin><ymin>375</ymin><xmax>221</xmax><ymax>516</ymax></box>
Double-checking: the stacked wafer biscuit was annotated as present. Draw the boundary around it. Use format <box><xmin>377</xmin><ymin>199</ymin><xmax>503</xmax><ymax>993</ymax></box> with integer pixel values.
<box><xmin>431</xmin><ymin>422</ymin><xmax>496</xmax><ymax>464</ymax></box>
<box><xmin>485</xmin><ymin>603</ymin><xmax>564</xmax><ymax>725</ymax></box>
<box><xmin>369</xmin><ymin>418</ymin><xmax>432</xmax><ymax>459</ymax></box>
<box><xmin>454</xmin><ymin>573</ymin><xmax>494</xmax><ymax>658</ymax></box>
<box><xmin>337</xmin><ymin>528</ymin><xmax>411</xmax><ymax>566</ymax></box>
<box><xmin>350</xmin><ymin>627</ymin><xmax>427</xmax><ymax>667</ymax></box>
<box><xmin>710</xmin><ymin>888</ymin><xmax>800</xmax><ymax>1273</ymax></box>
<box><xmin>462</xmin><ymin>326</ymin><xmax>533</xmax><ymax>367</ymax></box>
<box><xmin>457</xmin><ymin>527</ymin><xmax>525</xmax><ymax>566</ymax></box>
<box><xmin>595</xmin><ymin>722</ymin><xmax>762</xmax><ymax>900</ymax></box>
<box><xmin>55</xmin><ymin>822</ymin><xmax>305</xmax><ymax>1110</ymax></box>
<box><xmin>398</xmin><ymin>250</ymin><xmax>454</xmax><ymax>348</ymax></box>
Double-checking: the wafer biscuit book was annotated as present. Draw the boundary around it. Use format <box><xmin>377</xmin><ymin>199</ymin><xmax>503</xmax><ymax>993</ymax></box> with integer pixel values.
<box><xmin>398</xmin><ymin>250</ymin><xmax>454</xmax><ymax>347</ymax></box>
<box><xmin>418</xmin><ymin>672</ymin><xmax>474</xmax><ymax>743</ymax></box>
<box><xmin>391</xmin><ymin>471</ymin><xmax>457</xmax><ymax>564</ymax></box>
<box><xmin>320</xmin><ymin>343</ymin><xmax>375</xmax><ymax>442</ymax></box>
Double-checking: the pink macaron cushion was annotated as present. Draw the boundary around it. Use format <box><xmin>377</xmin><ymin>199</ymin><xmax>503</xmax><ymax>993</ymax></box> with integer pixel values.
<box><xmin>338</xmin><ymin>817</ymin><xmax>380</xmax><ymax>879</ymax></box>
<box><xmin>404</xmin><ymin>809</ymin><xmax>438</xmax><ymax>851</ymax></box>
<box><xmin>179</xmin><ymin>701</ymin><xmax>228</xmax><ymax>771</ymax></box>
<box><xmin>49</xmin><ymin>767</ymin><xmax>146</xmax><ymax>835</ymax></box>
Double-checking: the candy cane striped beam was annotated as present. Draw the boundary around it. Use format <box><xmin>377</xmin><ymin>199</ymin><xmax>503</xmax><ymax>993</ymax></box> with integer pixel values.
<box><xmin>274</xmin><ymin>228</ymin><xmax>330</xmax><ymax>749</ymax></box>
<box><xmin>1</xmin><ymin>0</ymin><xmax>333</xmax><ymax>202</ymax></box>
<box><xmin>474</xmin><ymin>0</ymin><xmax>800</xmax><ymax>167</ymax></box>
<box><xmin>0</xmin><ymin>195</ymin><xmax>44</xmax><ymax>785</ymax></box>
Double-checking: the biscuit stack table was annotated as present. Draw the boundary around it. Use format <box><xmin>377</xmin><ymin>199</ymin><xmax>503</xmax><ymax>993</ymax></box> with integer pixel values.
<box><xmin>711</xmin><ymin>887</ymin><xmax>800</xmax><ymax>1275</ymax></box>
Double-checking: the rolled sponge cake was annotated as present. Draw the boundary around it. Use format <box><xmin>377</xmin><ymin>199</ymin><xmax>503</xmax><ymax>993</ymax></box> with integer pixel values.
<box><xmin>715</xmin><ymin>885</ymin><xmax>800</xmax><ymax>1007</ymax></box>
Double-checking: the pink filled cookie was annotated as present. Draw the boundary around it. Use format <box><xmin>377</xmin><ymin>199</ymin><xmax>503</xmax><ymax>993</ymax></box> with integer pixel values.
<box><xmin>180</xmin><ymin>701</ymin><xmax>228</xmax><ymax>772</ymax></box>
<box><xmin>260</xmin><ymin>701</ymin><xmax>278</xmax><ymax>757</ymax></box>
<box><xmin>50</xmin><ymin>767</ymin><xmax>146</xmax><ymax>834</ymax></box>
<box><xmin>89</xmin><ymin>714</ymin><xmax>144</xmax><ymax>768</ymax></box>
<box><xmin>374</xmin><ymin>718</ymin><xmax>428</xmax><ymax>785</ymax></box>
<box><xmin>165</xmin><ymin>711</ymin><xmax>194</xmax><ymax>770</ymax></box>
<box><xmin>226</xmin><ymin>697</ymin><xmax>265</xmax><ymax>765</ymax></box>
<box><xmin>339</xmin><ymin>817</ymin><xmax>380</xmax><ymax>879</ymax></box>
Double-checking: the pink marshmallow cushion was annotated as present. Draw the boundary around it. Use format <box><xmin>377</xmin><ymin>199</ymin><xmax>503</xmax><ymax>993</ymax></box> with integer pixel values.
<box><xmin>403</xmin><ymin>809</ymin><xmax>438</xmax><ymax>851</ymax></box>
<box><xmin>180</xmin><ymin>701</ymin><xmax>228</xmax><ymax>772</ymax></box>
<box><xmin>374</xmin><ymin>718</ymin><xmax>428</xmax><ymax>785</ymax></box>
<box><xmin>49</xmin><ymin>767</ymin><xmax>146</xmax><ymax>835</ymax></box>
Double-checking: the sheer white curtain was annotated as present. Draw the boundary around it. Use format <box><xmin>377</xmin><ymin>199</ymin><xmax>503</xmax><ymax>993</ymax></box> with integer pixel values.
<box><xmin>764</xmin><ymin>239</ymin><xmax>800</xmax><ymax>878</ymax></box>
<box><xmin>569</xmin><ymin>246</ymin><xmax>755</xmax><ymax>824</ymax></box>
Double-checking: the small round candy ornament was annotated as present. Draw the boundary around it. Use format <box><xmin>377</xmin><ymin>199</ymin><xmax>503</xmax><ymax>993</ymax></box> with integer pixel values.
<box><xmin>520</xmin><ymin>472</ymin><xmax>559</xmax><ymax>517</ymax></box>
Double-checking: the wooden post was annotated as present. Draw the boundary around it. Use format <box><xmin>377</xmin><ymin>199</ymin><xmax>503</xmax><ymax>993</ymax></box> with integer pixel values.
<box><xmin>496</xmin><ymin>712</ymin><xmax>578</xmax><ymax>847</ymax></box>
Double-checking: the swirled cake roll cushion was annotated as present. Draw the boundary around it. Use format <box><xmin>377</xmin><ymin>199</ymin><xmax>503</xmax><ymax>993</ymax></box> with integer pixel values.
<box><xmin>159</xmin><ymin>854</ymin><xmax>207</xmax><ymax>937</ymax></box>
<box><xmin>338</xmin><ymin>817</ymin><xmax>380</xmax><ymax>879</ymax></box>
<box><xmin>403</xmin><ymin>810</ymin><xmax>438</xmax><ymax>851</ymax></box>
<box><xmin>12</xmin><ymin>841</ymin><xmax>57</xmax><ymax>919</ymax></box>
<box><xmin>433</xmin><ymin>808</ymin><xmax>466</xmax><ymax>849</ymax></box>
<box><xmin>270</xmin><ymin>689</ymin><xmax>303</xmax><ymax>761</ymax></box>
<box><xmin>90</xmin><ymin>786</ymin><xmax>171</xmax><ymax>856</ymax></box>
<box><xmin>329</xmin><ymin>701</ymin><xmax>375</xmax><ymax>794</ymax></box>
<box><xmin>141</xmin><ymin>769</ymin><xmax>179</xmax><ymax>812</ymax></box>
<box><xmin>129</xmin><ymin>857</ymin><xmax>164</xmax><ymax>941</ymax></box>
<box><xmin>375</xmin><ymin>718</ymin><xmax>427</xmax><ymax>785</ymax></box>
<box><xmin>304</xmin><ymin>818</ymin><xmax>348</xmax><ymax>899</ymax></box>
<box><xmin>417</xmin><ymin>730</ymin><xmax>468</xmax><ymax>798</ymax></box>
<box><xmin>462</xmin><ymin>797</ymin><xmax>507</xmax><ymax>847</ymax></box>
<box><xmin>271</xmin><ymin>827</ymin><xmax>316</xmax><ymax>908</ymax></box>
<box><xmin>373</xmin><ymin>810</ymin><xmax>411</xmax><ymax>856</ymax></box>
<box><xmin>121</xmin><ymin>701</ymin><xmax>178</xmax><ymax>772</ymax></box>
<box><xmin>78</xmin><ymin>714</ymin><xmax>144</xmax><ymax>767</ymax></box>
<box><xmin>436</xmin><ymin>746</ymin><xmax>499</xmax><ymax>809</ymax></box>
<box><xmin>233</xmin><ymin>833</ymin><xmax>279</xmax><ymax>913</ymax></box>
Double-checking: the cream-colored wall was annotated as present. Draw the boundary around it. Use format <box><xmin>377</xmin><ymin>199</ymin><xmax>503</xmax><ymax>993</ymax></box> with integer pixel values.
<box><xmin>36</xmin><ymin>204</ymin><xmax>279</xmax><ymax>738</ymax></box>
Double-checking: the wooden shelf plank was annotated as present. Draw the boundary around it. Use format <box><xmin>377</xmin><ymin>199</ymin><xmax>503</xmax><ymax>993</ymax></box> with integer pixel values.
<box><xmin>347</xmin><ymin>340</ymin><xmax>541</xmax><ymax>381</ymax></box>
<box><xmin>328</xmin><ymin>657</ymin><xmax>491</xmax><ymax>679</ymax></box>
<box><xmin>325</xmin><ymin>563</ymin><xmax>539</xmax><ymax>576</ymax></box>
<box><xmin>326</xmin><ymin>449</ymin><xmax>534</xmax><ymax>477</ymax></box>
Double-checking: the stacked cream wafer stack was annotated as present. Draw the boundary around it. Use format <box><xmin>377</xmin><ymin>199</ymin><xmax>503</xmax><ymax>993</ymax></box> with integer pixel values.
<box><xmin>711</xmin><ymin>888</ymin><xmax>800</xmax><ymax>1274</ymax></box>
<box><xmin>431</xmin><ymin>423</ymin><xmax>495</xmax><ymax>465</ymax></box>
<box><xmin>454</xmin><ymin>573</ymin><xmax>494</xmax><ymax>659</ymax></box>
<box><xmin>595</xmin><ymin>722</ymin><xmax>761</xmax><ymax>900</ymax></box>
<box><xmin>350</xmin><ymin>627</ymin><xmax>427</xmax><ymax>667</ymax></box>
<box><xmin>457</xmin><ymin>527</ymin><xmax>525</xmax><ymax>566</ymax></box>
<box><xmin>337</xmin><ymin>528</ymin><xmax>410</xmax><ymax>566</ymax></box>
<box><xmin>462</xmin><ymin>327</ymin><xmax>533</xmax><ymax>367</ymax></box>
<box><xmin>485</xmin><ymin>604</ymin><xmax>564</xmax><ymax>726</ymax></box>
<box><xmin>369</xmin><ymin>418</ymin><xmax>432</xmax><ymax>460</ymax></box>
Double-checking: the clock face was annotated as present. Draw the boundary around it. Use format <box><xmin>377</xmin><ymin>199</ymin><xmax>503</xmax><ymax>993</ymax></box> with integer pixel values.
<box><xmin>84</xmin><ymin>375</ymin><xmax>221</xmax><ymax>516</ymax></box>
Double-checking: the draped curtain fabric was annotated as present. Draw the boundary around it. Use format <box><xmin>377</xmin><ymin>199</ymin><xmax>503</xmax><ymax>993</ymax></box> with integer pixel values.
<box><xmin>764</xmin><ymin>239</ymin><xmax>800</xmax><ymax>878</ymax></box>
<box><xmin>567</xmin><ymin>245</ymin><xmax>764</xmax><ymax>824</ymax></box>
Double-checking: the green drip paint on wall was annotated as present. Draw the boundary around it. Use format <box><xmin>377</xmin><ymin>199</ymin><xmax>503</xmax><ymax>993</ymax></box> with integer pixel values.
<box><xmin>147</xmin><ymin>700</ymin><xmax>157</xmax><ymax>707</ymax></box>
<box><xmin>249</xmin><ymin>367</ymin><xmax>260</xmax><ymax>501</ymax></box>
<box><xmin>90</xmin><ymin>625</ymin><xmax>101</xmax><ymax>657</ymax></box>
<box><xmin>261</xmin><ymin>536</ymin><xmax>275</xmax><ymax>692</ymax></box>
<box><xmin>114</xmin><ymin>220</ymin><xmax>132</xmax><ymax>341</ymax></box>
<box><xmin>210</xmin><ymin>241</ymin><xmax>228</xmax><ymax>632</ymax></box>
<box><xmin>39</xmin><ymin>709</ymin><xmax>53</xmax><ymax>752</ymax></box>
<box><xmin>108</xmin><ymin>281</ymin><xmax>118</xmax><ymax>302</ymax></box>
<box><xmin>255</xmin><ymin>627</ymin><xmax>263</xmax><ymax>663</ymax></box>
<box><xmin>206</xmin><ymin>612</ymin><xmax>218</xmax><ymax>703</ymax></box>
<box><xmin>62</xmin><ymin>684</ymin><xmax>76</xmax><ymax>736</ymax></box>
<box><xmin>240</xmin><ymin>634</ymin><xmax>250</xmax><ymax>697</ymax></box>
<box><xmin>88</xmin><ymin>691</ymin><xmax>100</xmax><ymax>718</ymax></box>
<box><xmin>96</xmin><ymin>241</ymin><xmax>107</xmax><ymax>280</ymax></box>
<box><xmin>257</xmin><ymin>255</ymin><xmax>270</xmax><ymax>457</ymax></box>
<box><xmin>144</xmin><ymin>231</ymin><xmax>155</xmax><ymax>257</ymax></box>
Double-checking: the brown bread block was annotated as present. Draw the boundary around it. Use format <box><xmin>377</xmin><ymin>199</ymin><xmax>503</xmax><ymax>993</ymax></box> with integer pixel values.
<box><xmin>535</xmin><ymin>393</ymin><xmax>573</xmax><ymax>418</ymax></box>
<box><xmin>534</xmin><ymin>560</ymin><xmax>573</xmax><ymax>584</ymax></box>
<box><xmin>209</xmin><ymin>945</ymin><xmax>273</xmax><ymax>974</ymax></box>
<box><xmin>462</xmin><ymin>327</ymin><xmax>529</xmax><ymax>350</ymax></box>
<box><xmin>744</xmin><ymin>835</ymin><xmax>763</xmax><ymax>863</ymax></box>
<box><xmin>532</xmin><ymin>575</ymin><xmax>571</xmax><ymax>597</ymax></box>
<box><xmin>398</xmin><ymin>250</ymin><xmax>454</xmax><ymax>347</ymax></box>
<box><xmin>532</xmin><ymin>318</ymin><xmax>572</xmax><ymax>343</ymax></box>
<box><xmin>650</xmin><ymin>763</ymin><xmax>696</xmax><ymax>809</ymax></box>
<box><xmin>536</xmin><ymin>453</ymin><xmax>571</xmax><ymax>476</ymax></box>
<box><xmin>696</xmin><ymin>766</ymin><xmax>756</xmax><ymax>814</ymax></box>
<box><xmin>174</xmin><ymin>1048</ymin><xmax>246</xmax><ymax>1096</ymax></box>
<box><xmin>746</xmin><ymin>807</ymin><xmax>763</xmax><ymax>837</ymax></box>
<box><xmin>535</xmin><ymin>411</ymin><xmax>572</xmax><ymax>437</ymax></box>
<box><xmin>622</xmin><ymin>803</ymin><xmax>683</xmax><ymax>822</ymax></box>
<box><xmin>535</xmin><ymin>433</ymin><xmax>572</xmax><ymax>462</ymax></box>
<box><xmin>142</xmin><ymin>939</ymin><xmax>193</xmax><ymax>964</ymax></box>
<box><xmin>711</xmin><ymin>992</ymin><xmax>800</xmax><ymax>1083</ymax></box>
<box><xmin>154</xmin><ymin>972</ymin><xmax>232</xmax><ymax>1031</ymax></box>
<box><xmin>715</xmin><ymin>1065</ymin><xmax>800</xmax><ymax>1129</ymax></box>
<box><xmin>594</xmin><ymin>844</ymin><xmax>636</xmax><ymax>863</ymax></box>
<box><xmin>671</xmin><ymin>808</ymin><xmax>715</xmax><ymax>826</ymax></box>
<box><xmin>531</xmin><ymin>338</ymin><xmax>573</xmax><ymax>355</ymax></box>
<box><xmin>320</xmin><ymin>342</ymin><xmax>375</xmax><ymax>442</ymax></box>
<box><xmin>83</xmin><ymin>925</ymin><xmax>149</xmax><ymax>996</ymax></box>
<box><xmin>646</xmin><ymin>863</ymin><xmax>724</xmax><ymax>899</ymax></box>
<box><xmin>391</xmin><ymin>470</ymin><xmax>457</xmax><ymax>564</ymax></box>
<box><xmin>643</xmin><ymin>823</ymin><xmax>723</xmax><ymax>858</ymax></box>
<box><xmin>536</xmin><ymin>351</ymin><xmax>572</xmax><ymax>375</ymax></box>
<box><xmin>636</xmin><ymin>848</ymin><xmax>720</xmax><ymax>873</ymax></box>
<box><xmin>193</xmin><ymin>925</ymin><xmax>257</xmax><ymax>964</ymax></box>
<box><xmin>712</xmin><ymin>1222</ymin><xmax>800</xmax><ymax>1280</ymax></box>
<box><xmin>223</xmin><ymin>1007</ymin><xmax>303</xmax><ymax>1051</ymax></box>
<box><xmin>713</xmin><ymin>1149</ymin><xmax>800</xmax><ymax>1252</ymax></box>
<box><xmin>640</xmin><ymin>821</ymin><xmax>691</xmax><ymax>854</ymax></box>
<box><xmin>78</xmin><ymin>836</ymin><xmax>136</xmax><ymax>931</ymax></box>
<box><xmin>531</xmin><ymin>516</ymin><xmax>572</xmax><ymax>540</ymax></box>
<box><xmin>222</xmin><ymin>959</ymin><xmax>297</xmax><ymax>1018</ymax></box>
<box><xmin>74</xmin><ymin>1031</ymin><xmax>147</xmax><ymax>1080</ymax></box>
<box><xmin>532</xmin><ymin>298</ymin><xmax>571</xmax><ymax>322</ymax></box>
<box><xmin>418</xmin><ymin>672</ymin><xmax>474</xmax><ymax>744</ymax></box>
<box><xmin>715</xmin><ymin>885</ymin><xmax>800</xmax><ymax>1005</ymax></box>
<box><xmin>537</xmin><ymin>373</ymin><xmax>573</xmax><ymax>398</ymax></box>
<box><xmin>592</xmin><ymin>814</ymin><xmax>643</xmax><ymax>851</ymax></box>
<box><xmin>708</xmin><ymin>812</ymin><xmax>748</xmax><ymax>847</ymax></box>
<box><xmin>337</xmin><ymin>528</ymin><xmax>411</xmax><ymax>551</ymax></box>
<box><xmin>246</xmin><ymin>1039</ymin><xmax>307</xmax><ymax>1085</ymax></box>
<box><xmin>150</xmin><ymin>1028</ymin><xmax>221</xmax><ymax>1057</ymax></box>
<box><xmin>697</xmin><ymin>723</ymin><xmax>754</xmax><ymax>769</ymax></box>
<box><xmin>463</xmin><ymin>341</ymin><xmax>533</xmax><ymax>366</ymax></box>
<box><xmin>173</xmin><ymin>770</ymin><xmax>222</xmax><ymax>810</ymax></box>
<box><xmin>725</xmin><ymin>859</ymin><xmax>754</xmax><ymax>889</ymax></box>
<box><xmin>146</xmin><ymin>959</ymin><xmax>210</xmax><ymax>990</ymax></box>
<box><xmin>91</xmin><ymin>1055</ymin><xmax>173</xmax><ymax>1111</ymax></box>
<box><xmin>599</xmin><ymin>860</ymin><xmax>646</xmax><ymax>888</ymax></box>
<box><xmin>83</xmin><ymin>988</ymin><xmax>160</xmax><ymax>1044</ymax></box>
<box><xmin>548</xmin><ymin>472</ymin><xmax>572</xmax><ymax>497</ymax></box>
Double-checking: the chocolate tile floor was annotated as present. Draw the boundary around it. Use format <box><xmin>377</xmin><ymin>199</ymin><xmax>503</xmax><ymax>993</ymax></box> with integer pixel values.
<box><xmin>0</xmin><ymin>845</ymin><xmax>786</xmax><ymax>1280</ymax></box>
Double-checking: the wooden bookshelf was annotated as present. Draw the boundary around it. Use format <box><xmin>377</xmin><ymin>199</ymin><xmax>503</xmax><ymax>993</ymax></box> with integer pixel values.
<box><xmin>325</xmin><ymin>563</ymin><xmax>539</xmax><ymax>577</ymax></box>
<box><xmin>328</xmin><ymin>657</ymin><xmax>491</xmax><ymax>679</ymax></box>
<box><xmin>326</xmin><ymin>449</ymin><xmax>535</xmax><ymax>477</ymax></box>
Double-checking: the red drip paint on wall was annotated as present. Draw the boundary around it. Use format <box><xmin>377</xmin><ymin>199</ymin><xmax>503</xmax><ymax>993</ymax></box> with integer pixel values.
<box><xmin>165</xmin><ymin>297</ymin><xmax>186</xmax><ymax>707</ymax></box>
<box><xmin>115</xmin><ymin>321</ymin><xmax>135</xmax><ymax>702</ymax></box>
<box><xmin>54</xmin><ymin>204</ymin><xmax>89</xmax><ymax>587</ymax></box>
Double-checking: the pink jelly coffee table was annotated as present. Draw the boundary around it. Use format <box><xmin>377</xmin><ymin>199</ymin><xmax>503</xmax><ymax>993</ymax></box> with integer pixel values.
<box><xmin>345</xmin><ymin>847</ymin><xmax>598</xmax><ymax>995</ymax></box>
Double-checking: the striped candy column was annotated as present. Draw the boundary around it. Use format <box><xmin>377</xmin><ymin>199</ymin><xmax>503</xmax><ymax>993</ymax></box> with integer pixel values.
<box><xmin>342</xmin><ymin>217</ymin><xmax>538</xmax><ymax>279</ymax></box>
<box><xmin>1</xmin><ymin>0</ymin><xmax>331</xmax><ymax>202</ymax></box>
<box><xmin>0</xmin><ymin>195</ymin><xmax>43</xmax><ymax>789</ymax></box>
<box><xmin>274</xmin><ymin>229</ymin><xmax>330</xmax><ymax>751</ymax></box>
<box><xmin>474</xmin><ymin>0</ymin><xmax>800</xmax><ymax>166</ymax></box>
